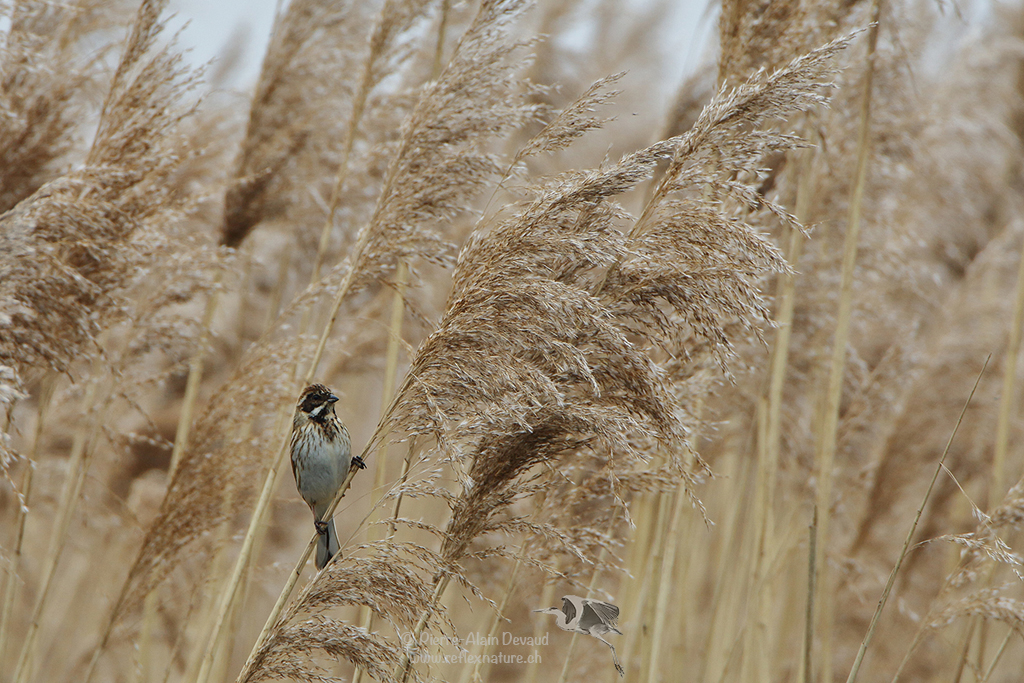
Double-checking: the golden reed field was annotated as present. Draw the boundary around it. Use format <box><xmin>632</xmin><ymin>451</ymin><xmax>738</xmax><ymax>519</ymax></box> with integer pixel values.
<box><xmin>3</xmin><ymin>1</ymin><xmax>1024</xmax><ymax>682</ymax></box>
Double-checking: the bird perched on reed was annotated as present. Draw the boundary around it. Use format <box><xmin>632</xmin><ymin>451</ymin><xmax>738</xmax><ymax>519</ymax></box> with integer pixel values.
<box><xmin>290</xmin><ymin>383</ymin><xmax>364</xmax><ymax>570</ymax></box>
<box><xmin>535</xmin><ymin>595</ymin><xmax>624</xmax><ymax>676</ymax></box>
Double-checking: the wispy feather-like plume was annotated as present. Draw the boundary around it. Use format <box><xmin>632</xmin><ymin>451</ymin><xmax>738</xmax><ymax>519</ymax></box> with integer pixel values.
<box><xmin>252</xmin><ymin>31</ymin><xmax>848</xmax><ymax>682</ymax></box>
<box><xmin>0</xmin><ymin>0</ymin><xmax>198</xmax><ymax>469</ymax></box>
<box><xmin>0</xmin><ymin>0</ymin><xmax>110</xmax><ymax>213</ymax></box>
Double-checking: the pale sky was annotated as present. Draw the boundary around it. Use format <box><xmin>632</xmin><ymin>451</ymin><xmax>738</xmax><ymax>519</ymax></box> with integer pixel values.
<box><xmin>167</xmin><ymin>0</ymin><xmax>281</xmax><ymax>87</ymax></box>
<box><xmin>165</xmin><ymin>0</ymin><xmax>716</xmax><ymax>91</ymax></box>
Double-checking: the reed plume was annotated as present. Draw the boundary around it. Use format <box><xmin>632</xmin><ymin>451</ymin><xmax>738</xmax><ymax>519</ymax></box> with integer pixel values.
<box><xmin>220</xmin><ymin>0</ymin><xmax>383</xmax><ymax>251</ymax></box>
<box><xmin>0</xmin><ymin>0</ymin><xmax>111</xmax><ymax>213</ymax></box>
<box><xmin>239</xmin><ymin>28</ymin><xmax>849</xmax><ymax>683</ymax></box>
<box><xmin>7</xmin><ymin>2</ymin><xmax>1024</xmax><ymax>682</ymax></box>
<box><xmin>0</xmin><ymin>0</ymin><xmax>198</xmax><ymax>469</ymax></box>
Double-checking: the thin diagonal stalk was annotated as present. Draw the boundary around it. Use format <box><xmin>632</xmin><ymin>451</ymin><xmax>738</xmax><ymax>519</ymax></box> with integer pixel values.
<box><xmin>890</xmin><ymin>470</ymin><xmax>1002</xmax><ymax>683</ymax></box>
<box><xmin>0</xmin><ymin>377</ymin><xmax>54</xmax><ymax>665</ymax></box>
<box><xmin>388</xmin><ymin>439</ymin><xmax>418</xmax><ymax>537</ymax></box>
<box><xmin>846</xmin><ymin>355</ymin><xmax>989</xmax><ymax>683</ymax></box>
<box><xmin>196</xmin><ymin>133</ymin><xmax>386</xmax><ymax>683</ymax></box>
<box><xmin>129</xmin><ymin>273</ymin><xmax>223</xmax><ymax>682</ymax></box>
<box><xmin>192</xmin><ymin>449</ymin><xmax>254</xmax><ymax>683</ymax></box>
<box><xmin>462</xmin><ymin>551</ymin><xmax>524</xmax><ymax>683</ymax></box>
<box><xmin>14</xmin><ymin>370</ymin><xmax>108</xmax><ymax>683</ymax></box>
<box><xmin>233</xmin><ymin>531</ymin><xmax>320</xmax><ymax>683</ymax></box>
<box><xmin>308</xmin><ymin>1</ymin><xmax>393</xmax><ymax>285</ymax></box>
<box><xmin>193</xmin><ymin>391</ymin><xmax>296</xmax><ymax>683</ymax></box>
<box><xmin>397</xmin><ymin>574</ymin><xmax>453</xmax><ymax>682</ymax></box>
<box><xmin>349</xmin><ymin>438</ymin><xmax>416</xmax><ymax>683</ymax></box>
<box><xmin>979</xmin><ymin>627</ymin><xmax>1015</xmax><ymax>683</ymax></box>
<box><xmin>371</xmin><ymin>264</ymin><xmax>410</xmax><ymax>518</ymax></box>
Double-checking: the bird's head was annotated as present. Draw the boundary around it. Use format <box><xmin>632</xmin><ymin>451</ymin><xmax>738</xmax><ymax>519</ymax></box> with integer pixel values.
<box><xmin>297</xmin><ymin>383</ymin><xmax>339</xmax><ymax>422</ymax></box>
<box><xmin>533</xmin><ymin>607</ymin><xmax>562</xmax><ymax>617</ymax></box>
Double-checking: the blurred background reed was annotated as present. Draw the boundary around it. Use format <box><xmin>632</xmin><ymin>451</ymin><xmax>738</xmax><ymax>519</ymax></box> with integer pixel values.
<box><xmin>3</xmin><ymin>1</ymin><xmax>1024</xmax><ymax>682</ymax></box>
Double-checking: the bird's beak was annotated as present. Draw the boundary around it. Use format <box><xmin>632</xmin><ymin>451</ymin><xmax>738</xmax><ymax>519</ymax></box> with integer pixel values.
<box><xmin>328</xmin><ymin>394</ymin><xmax>339</xmax><ymax>403</ymax></box>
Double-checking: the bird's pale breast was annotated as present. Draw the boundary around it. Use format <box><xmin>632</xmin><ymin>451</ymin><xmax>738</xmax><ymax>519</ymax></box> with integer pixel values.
<box><xmin>291</xmin><ymin>421</ymin><xmax>351</xmax><ymax>520</ymax></box>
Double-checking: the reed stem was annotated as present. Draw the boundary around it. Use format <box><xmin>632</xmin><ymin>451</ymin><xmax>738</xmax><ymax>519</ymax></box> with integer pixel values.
<box><xmin>17</xmin><ymin>372</ymin><xmax>108</xmax><ymax>683</ymax></box>
<box><xmin>814</xmin><ymin>8</ymin><xmax>881</xmax><ymax>679</ymax></box>
<box><xmin>397</xmin><ymin>575</ymin><xmax>452</xmax><ymax>682</ymax></box>
<box><xmin>464</xmin><ymin>552</ymin><xmax>523</xmax><ymax>683</ymax></box>
<box><xmin>0</xmin><ymin>378</ymin><xmax>53</xmax><ymax>667</ymax></box>
<box><xmin>646</xmin><ymin>488</ymin><xmax>688</xmax><ymax>682</ymax></box>
<box><xmin>849</xmin><ymin>356</ymin><xmax>989</xmax><ymax>683</ymax></box>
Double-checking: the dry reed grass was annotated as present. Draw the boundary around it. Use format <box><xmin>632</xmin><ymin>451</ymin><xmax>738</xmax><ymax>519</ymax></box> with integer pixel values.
<box><xmin>4</xmin><ymin>0</ymin><xmax>1024</xmax><ymax>682</ymax></box>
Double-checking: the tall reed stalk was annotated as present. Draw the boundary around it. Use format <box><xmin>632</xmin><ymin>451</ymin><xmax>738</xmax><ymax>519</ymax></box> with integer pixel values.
<box><xmin>813</xmin><ymin>8</ymin><xmax>881</xmax><ymax>680</ymax></box>
<box><xmin>14</xmin><ymin>369</ymin><xmax>106</xmax><ymax>683</ymax></box>
<box><xmin>0</xmin><ymin>377</ymin><xmax>52</xmax><ymax>666</ymax></box>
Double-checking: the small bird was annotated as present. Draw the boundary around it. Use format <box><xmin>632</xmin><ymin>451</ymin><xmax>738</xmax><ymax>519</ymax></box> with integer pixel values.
<box><xmin>535</xmin><ymin>595</ymin><xmax>624</xmax><ymax>676</ymax></box>
<box><xmin>290</xmin><ymin>383</ymin><xmax>364</xmax><ymax>570</ymax></box>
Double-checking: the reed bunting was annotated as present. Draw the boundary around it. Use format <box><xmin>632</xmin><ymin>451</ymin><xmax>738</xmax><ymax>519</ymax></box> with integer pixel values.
<box><xmin>290</xmin><ymin>383</ymin><xmax>364</xmax><ymax>570</ymax></box>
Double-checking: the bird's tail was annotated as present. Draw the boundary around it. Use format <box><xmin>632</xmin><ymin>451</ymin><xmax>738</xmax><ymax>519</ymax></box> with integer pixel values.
<box><xmin>315</xmin><ymin>517</ymin><xmax>340</xmax><ymax>570</ymax></box>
